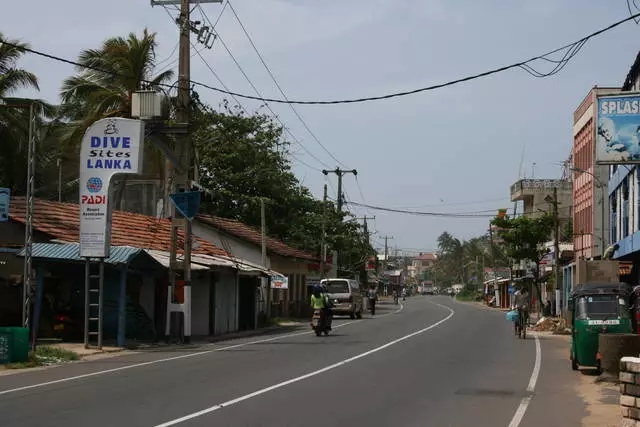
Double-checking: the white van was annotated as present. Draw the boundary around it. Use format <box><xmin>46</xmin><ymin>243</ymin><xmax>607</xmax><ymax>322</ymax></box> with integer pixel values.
<box><xmin>321</xmin><ymin>278</ymin><xmax>363</xmax><ymax>319</ymax></box>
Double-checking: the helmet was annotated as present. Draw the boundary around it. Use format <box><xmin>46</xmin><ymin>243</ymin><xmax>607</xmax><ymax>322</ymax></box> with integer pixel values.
<box><xmin>312</xmin><ymin>285</ymin><xmax>321</xmax><ymax>294</ymax></box>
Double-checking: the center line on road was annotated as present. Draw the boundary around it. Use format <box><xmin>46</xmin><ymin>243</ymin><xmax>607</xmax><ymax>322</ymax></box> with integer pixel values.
<box><xmin>0</xmin><ymin>303</ymin><xmax>404</xmax><ymax>396</ymax></box>
<box><xmin>507</xmin><ymin>334</ymin><xmax>541</xmax><ymax>427</ymax></box>
<box><xmin>152</xmin><ymin>301</ymin><xmax>453</xmax><ymax>427</ymax></box>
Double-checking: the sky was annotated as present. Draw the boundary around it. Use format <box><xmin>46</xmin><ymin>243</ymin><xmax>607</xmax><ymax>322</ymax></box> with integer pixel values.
<box><xmin>3</xmin><ymin>0</ymin><xmax>640</xmax><ymax>254</ymax></box>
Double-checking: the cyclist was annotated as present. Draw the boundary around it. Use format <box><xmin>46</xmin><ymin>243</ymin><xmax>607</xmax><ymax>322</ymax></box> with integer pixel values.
<box><xmin>513</xmin><ymin>287</ymin><xmax>529</xmax><ymax>336</ymax></box>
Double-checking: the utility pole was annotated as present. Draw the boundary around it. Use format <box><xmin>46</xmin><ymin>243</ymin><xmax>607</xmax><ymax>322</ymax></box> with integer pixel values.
<box><xmin>488</xmin><ymin>220</ymin><xmax>498</xmax><ymax>306</ymax></box>
<box><xmin>261</xmin><ymin>199</ymin><xmax>270</xmax><ymax>318</ymax></box>
<box><xmin>322</xmin><ymin>167</ymin><xmax>357</xmax><ymax>212</ymax></box>
<box><xmin>320</xmin><ymin>184</ymin><xmax>328</xmax><ymax>279</ymax></box>
<box><xmin>152</xmin><ymin>0</ymin><xmax>221</xmax><ymax>344</ymax></box>
<box><xmin>354</xmin><ymin>216</ymin><xmax>375</xmax><ymax>286</ymax></box>
<box><xmin>322</xmin><ymin>167</ymin><xmax>357</xmax><ymax>276</ymax></box>
<box><xmin>552</xmin><ymin>187</ymin><xmax>561</xmax><ymax>317</ymax></box>
<box><xmin>381</xmin><ymin>235</ymin><xmax>393</xmax><ymax>295</ymax></box>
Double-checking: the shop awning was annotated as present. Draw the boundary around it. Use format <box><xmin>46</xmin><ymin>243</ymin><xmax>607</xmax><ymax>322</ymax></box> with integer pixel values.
<box><xmin>145</xmin><ymin>250</ymin><xmax>284</xmax><ymax>277</ymax></box>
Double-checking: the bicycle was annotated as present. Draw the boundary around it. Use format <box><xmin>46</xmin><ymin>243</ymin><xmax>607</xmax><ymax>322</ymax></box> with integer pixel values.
<box><xmin>514</xmin><ymin>307</ymin><xmax>528</xmax><ymax>339</ymax></box>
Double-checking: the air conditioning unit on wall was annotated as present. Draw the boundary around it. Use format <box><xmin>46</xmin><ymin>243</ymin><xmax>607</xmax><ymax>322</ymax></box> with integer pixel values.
<box><xmin>131</xmin><ymin>90</ymin><xmax>168</xmax><ymax>120</ymax></box>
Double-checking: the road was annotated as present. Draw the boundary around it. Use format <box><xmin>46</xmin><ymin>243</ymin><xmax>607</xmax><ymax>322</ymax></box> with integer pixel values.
<box><xmin>0</xmin><ymin>296</ymin><xmax>587</xmax><ymax>427</ymax></box>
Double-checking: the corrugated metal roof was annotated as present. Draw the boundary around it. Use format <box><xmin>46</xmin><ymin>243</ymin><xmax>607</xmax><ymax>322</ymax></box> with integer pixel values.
<box><xmin>18</xmin><ymin>243</ymin><xmax>144</xmax><ymax>266</ymax></box>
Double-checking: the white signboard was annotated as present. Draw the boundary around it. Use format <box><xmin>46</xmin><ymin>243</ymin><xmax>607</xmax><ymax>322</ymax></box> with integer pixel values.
<box><xmin>596</xmin><ymin>93</ymin><xmax>640</xmax><ymax>164</ymax></box>
<box><xmin>79</xmin><ymin>118</ymin><xmax>145</xmax><ymax>258</ymax></box>
<box><xmin>587</xmin><ymin>319</ymin><xmax>620</xmax><ymax>326</ymax></box>
<box><xmin>270</xmin><ymin>275</ymin><xmax>289</xmax><ymax>289</ymax></box>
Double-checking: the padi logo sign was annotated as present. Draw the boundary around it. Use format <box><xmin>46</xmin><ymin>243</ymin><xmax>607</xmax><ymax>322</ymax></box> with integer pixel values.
<box><xmin>87</xmin><ymin>177</ymin><xmax>102</xmax><ymax>193</ymax></box>
<box><xmin>81</xmin><ymin>195</ymin><xmax>106</xmax><ymax>205</ymax></box>
<box><xmin>79</xmin><ymin>118</ymin><xmax>145</xmax><ymax>258</ymax></box>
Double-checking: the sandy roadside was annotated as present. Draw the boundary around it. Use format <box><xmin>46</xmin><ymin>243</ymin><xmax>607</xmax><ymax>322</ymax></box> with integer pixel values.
<box><xmin>544</xmin><ymin>333</ymin><xmax>620</xmax><ymax>427</ymax></box>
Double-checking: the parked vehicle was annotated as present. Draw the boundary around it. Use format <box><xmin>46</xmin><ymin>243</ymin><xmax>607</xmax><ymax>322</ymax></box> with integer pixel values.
<box><xmin>321</xmin><ymin>278</ymin><xmax>363</xmax><ymax>319</ymax></box>
<box><xmin>569</xmin><ymin>282</ymin><xmax>633</xmax><ymax>372</ymax></box>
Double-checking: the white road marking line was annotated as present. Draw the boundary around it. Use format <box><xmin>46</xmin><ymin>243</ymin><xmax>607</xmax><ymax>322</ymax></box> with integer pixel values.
<box><xmin>153</xmin><ymin>302</ymin><xmax>454</xmax><ymax>427</ymax></box>
<box><xmin>508</xmin><ymin>334</ymin><xmax>541</xmax><ymax>427</ymax></box>
<box><xmin>0</xmin><ymin>302</ymin><xmax>405</xmax><ymax>396</ymax></box>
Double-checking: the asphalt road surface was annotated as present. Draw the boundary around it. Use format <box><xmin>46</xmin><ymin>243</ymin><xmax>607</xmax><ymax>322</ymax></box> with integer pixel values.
<box><xmin>0</xmin><ymin>296</ymin><xmax>586</xmax><ymax>427</ymax></box>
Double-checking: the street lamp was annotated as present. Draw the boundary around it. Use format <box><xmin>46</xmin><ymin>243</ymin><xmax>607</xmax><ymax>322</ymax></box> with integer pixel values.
<box><xmin>571</xmin><ymin>167</ymin><xmax>606</xmax><ymax>257</ymax></box>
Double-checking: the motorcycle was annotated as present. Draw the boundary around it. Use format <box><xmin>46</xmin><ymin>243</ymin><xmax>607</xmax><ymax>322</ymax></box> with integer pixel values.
<box><xmin>310</xmin><ymin>309</ymin><xmax>330</xmax><ymax>336</ymax></box>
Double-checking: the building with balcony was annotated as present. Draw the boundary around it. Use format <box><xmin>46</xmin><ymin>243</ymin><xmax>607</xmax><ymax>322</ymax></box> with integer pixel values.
<box><xmin>510</xmin><ymin>179</ymin><xmax>572</xmax><ymax>224</ymax></box>
<box><xmin>573</xmin><ymin>86</ymin><xmax>619</xmax><ymax>259</ymax></box>
<box><xmin>410</xmin><ymin>252</ymin><xmax>437</xmax><ymax>280</ymax></box>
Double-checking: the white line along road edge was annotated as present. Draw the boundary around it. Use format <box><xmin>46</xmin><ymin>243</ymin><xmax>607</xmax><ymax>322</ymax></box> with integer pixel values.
<box><xmin>153</xmin><ymin>302</ymin><xmax>454</xmax><ymax>427</ymax></box>
<box><xmin>507</xmin><ymin>334</ymin><xmax>542</xmax><ymax>427</ymax></box>
<box><xmin>0</xmin><ymin>303</ymin><xmax>404</xmax><ymax>397</ymax></box>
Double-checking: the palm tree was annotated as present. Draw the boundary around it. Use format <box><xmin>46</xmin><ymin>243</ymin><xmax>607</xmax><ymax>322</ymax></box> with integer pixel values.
<box><xmin>60</xmin><ymin>29</ymin><xmax>174</xmax><ymax>206</ymax></box>
<box><xmin>0</xmin><ymin>33</ymin><xmax>48</xmax><ymax>194</ymax></box>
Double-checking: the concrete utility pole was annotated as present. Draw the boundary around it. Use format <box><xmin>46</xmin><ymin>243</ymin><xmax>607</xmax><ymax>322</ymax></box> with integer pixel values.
<box><xmin>320</xmin><ymin>184</ymin><xmax>328</xmax><ymax>279</ymax></box>
<box><xmin>322</xmin><ymin>168</ymin><xmax>357</xmax><ymax>276</ymax></box>
<box><xmin>381</xmin><ymin>235</ymin><xmax>393</xmax><ymax>272</ymax></box>
<box><xmin>551</xmin><ymin>188</ymin><xmax>561</xmax><ymax>317</ymax></box>
<box><xmin>152</xmin><ymin>0</ymin><xmax>221</xmax><ymax>344</ymax></box>
<box><xmin>488</xmin><ymin>220</ymin><xmax>498</xmax><ymax>305</ymax></box>
<box><xmin>261</xmin><ymin>198</ymin><xmax>270</xmax><ymax>318</ymax></box>
<box><xmin>322</xmin><ymin>167</ymin><xmax>357</xmax><ymax>212</ymax></box>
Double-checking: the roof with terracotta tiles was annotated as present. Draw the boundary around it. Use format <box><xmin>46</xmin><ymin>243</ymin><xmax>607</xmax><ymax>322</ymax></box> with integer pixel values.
<box><xmin>197</xmin><ymin>214</ymin><xmax>319</xmax><ymax>262</ymax></box>
<box><xmin>415</xmin><ymin>253</ymin><xmax>437</xmax><ymax>261</ymax></box>
<box><xmin>9</xmin><ymin>197</ymin><xmax>228</xmax><ymax>257</ymax></box>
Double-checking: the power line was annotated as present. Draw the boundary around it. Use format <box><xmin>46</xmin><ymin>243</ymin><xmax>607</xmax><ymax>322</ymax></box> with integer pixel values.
<box><xmin>343</xmin><ymin>201</ymin><xmax>496</xmax><ymax>218</ymax></box>
<box><xmin>160</xmin><ymin>6</ymin><xmax>325</xmax><ymax>173</ymax></box>
<box><xmin>226</xmin><ymin>0</ymin><xmax>346</xmax><ymax>167</ymax></box>
<box><xmin>3</xmin><ymin>11</ymin><xmax>638</xmax><ymax>105</ymax></box>
<box><xmin>194</xmin><ymin>3</ymin><xmax>332</xmax><ymax>170</ymax></box>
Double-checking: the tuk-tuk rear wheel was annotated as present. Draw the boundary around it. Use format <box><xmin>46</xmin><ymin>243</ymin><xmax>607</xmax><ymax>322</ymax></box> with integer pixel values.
<box><xmin>571</xmin><ymin>356</ymin><xmax>578</xmax><ymax>371</ymax></box>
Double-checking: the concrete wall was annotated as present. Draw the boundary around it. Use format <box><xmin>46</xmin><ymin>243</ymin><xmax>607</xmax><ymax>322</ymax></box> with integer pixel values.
<box><xmin>574</xmin><ymin>259</ymin><xmax>619</xmax><ymax>284</ymax></box>
<box><xmin>192</xmin><ymin>220</ymin><xmax>268</xmax><ymax>268</ymax></box>
<box><xmin>618</xmin><ymin>357</ymin><xmax>640</xmax><ymax>425</ymax></box>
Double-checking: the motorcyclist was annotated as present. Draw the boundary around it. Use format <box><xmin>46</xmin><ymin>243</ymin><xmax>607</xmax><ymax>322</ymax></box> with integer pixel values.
<box><xmin>368</xmin><ymin>286</ymin><xmax>378</xmax><ymax>315</ymax></box>
<box><xmin>392</xmin><ymin>289</ymin><xmax>398</xmax><ymax>305</ymax></box>
<box><xmin>320</xmin><ymin>284</ymin><xmax>333</xmax><ymax>330</ymax></box>
<box><xmin>310</xmin><ymin>285</ymin><xmax>328</xmax><ymax>331</ymax></box>
<box><xmin>401</xmin><ymin>288</ymin><xmax>407</xmax><ymax>301</ymax></box>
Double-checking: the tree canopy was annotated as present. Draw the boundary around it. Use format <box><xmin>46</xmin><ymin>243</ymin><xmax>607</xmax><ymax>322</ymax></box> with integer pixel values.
<box><xmin>0</xmin><ymin>31</ymin><xmax>373</xmax><ymax>277</ymax></box>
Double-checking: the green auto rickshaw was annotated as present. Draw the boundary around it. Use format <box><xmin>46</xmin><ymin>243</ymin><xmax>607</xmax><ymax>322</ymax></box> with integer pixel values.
<box><xmin>569</xmin><ymin>282</ymin><xmax>633</xmax><ymax>372</ymax></box>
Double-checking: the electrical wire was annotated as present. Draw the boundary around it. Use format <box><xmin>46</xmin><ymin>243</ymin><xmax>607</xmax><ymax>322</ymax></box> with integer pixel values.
<box><xmin>343</xmin><ymin>201</ymin><xmax>496</xmax><ymax>218</ymax></box>
<box><xmin>226</xmin><ymin>0</ymin><xmax>346</xmax><ymax>167</ymax></box>
<box><xmin>4</xmin><ymin>12</ymin><xmax>638</xmax><ymax>105</ymax></box>
<box><xmin>196</xmin><ymin>21</ymin><xmax>331</xmax><ymax>169</ymax></box>
<box><xmin>628</xmin><ymin>0</ymin><xmax>640</xmax><ymax>24</ymax></box>
<box><xmin>160</xmin><ymin>6</ymin><xmax>325</xmax><ymax>173</ymax></box>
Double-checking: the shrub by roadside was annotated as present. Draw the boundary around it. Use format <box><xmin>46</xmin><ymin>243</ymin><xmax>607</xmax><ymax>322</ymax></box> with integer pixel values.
<box><xmin>6</xmin><ymin>345</ymin><xmax>79</xmax><ymax>369</ymax></box>
<box><xmin>455</xmin><ymin>289</ymin><xmax>483</xmax><ymax>302</ymax></box>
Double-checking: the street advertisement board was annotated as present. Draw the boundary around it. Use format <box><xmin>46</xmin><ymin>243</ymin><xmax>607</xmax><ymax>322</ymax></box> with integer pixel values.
<box><xmin>596</xmin><ymin>93</ymin><xmax>640</xmax><ymax>164</ymax></box>
<box><xmin>79</xmin><ymin>118</ymin><xmax>145</xmax><ymax>257</ymax></box>
<box><xmin>0</xmin><ymin>188</ymin><xmax>9</xmax><ymax>222</ymax></box>
<box><xmin>270</xmin><ymin>275</ymin><xmax>289</xmax><ymax>289</ymax></box>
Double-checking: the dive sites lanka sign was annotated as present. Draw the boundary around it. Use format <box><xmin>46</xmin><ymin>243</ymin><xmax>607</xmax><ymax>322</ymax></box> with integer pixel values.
<box><xmin>79</xmin><ymin>118</ymin><xmax>145</xmax><ymax>258</ymax></box>
<box><xmin>596</xmin><ymin>93</ymin><xmax>640</xmax><ymax>164</ymax></box>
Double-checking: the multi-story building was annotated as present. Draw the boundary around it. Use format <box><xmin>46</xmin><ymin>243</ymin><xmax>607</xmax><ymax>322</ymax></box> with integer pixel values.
<box><xmin>573</xmin><ymin>86</ymin><xmax>619</xmax><ymax>259</ymax></box>
<box><xmin>609</xmin><ymin>53</ymin><xmax>640</xmax><ymax>280</ymax></box>
<box><xmin>510</xmin><ymin>178</ymin><xmax>572</xmax><ymax>225</ymax></box>
<box><xmin>410</xmin><ymin>252</ymin><xmax>437</xmax><ymax>280</ymax></box>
